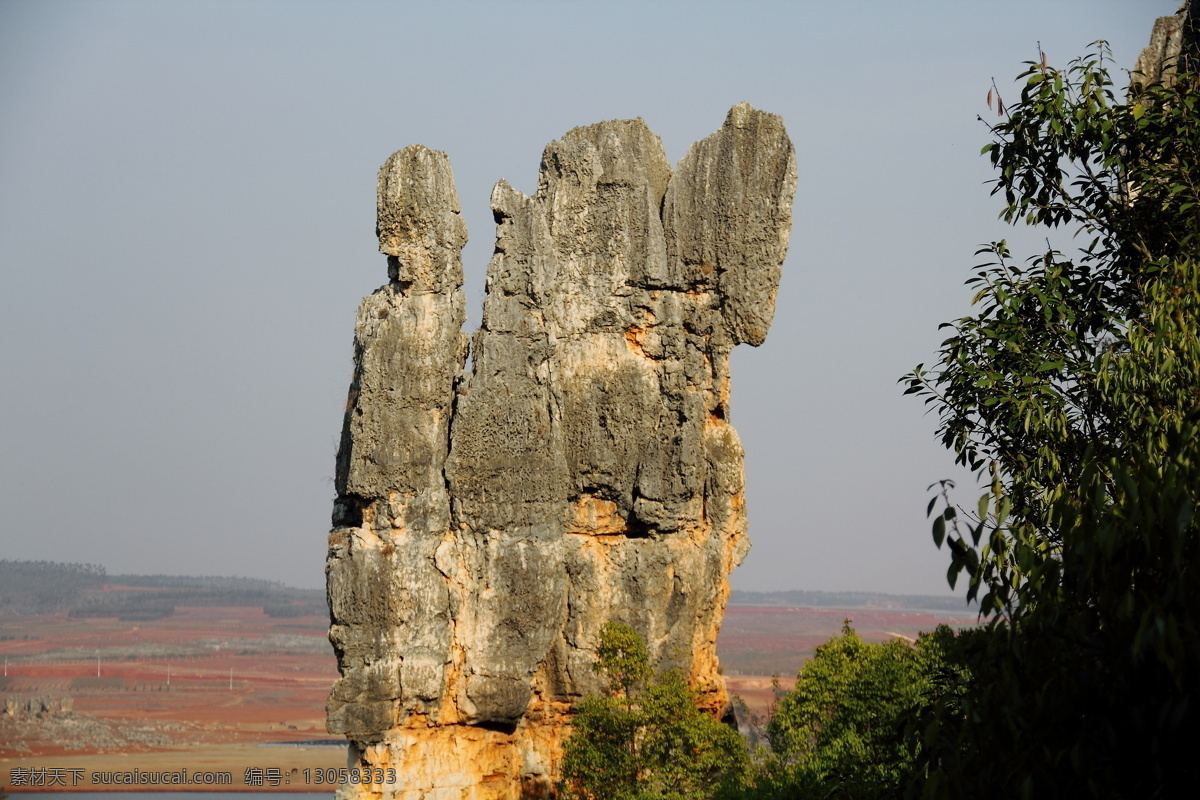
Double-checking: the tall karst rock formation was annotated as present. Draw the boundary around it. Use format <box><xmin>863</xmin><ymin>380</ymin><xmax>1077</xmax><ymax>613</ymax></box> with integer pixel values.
<box><xmin>326</xmin><ymin>103</ymin><xmax>796</xmax><ymax>799</ymax></box>
<box><xmin>1133</xmin><ymin>1</ymin><xmax>1198</xmax><ymax>87</ymax></box>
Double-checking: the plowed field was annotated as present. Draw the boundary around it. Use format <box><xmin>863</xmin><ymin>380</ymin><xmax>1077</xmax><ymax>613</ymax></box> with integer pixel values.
<box><xmin>1</xmin><ymin>603</ymin><xmax>974</xmax><ymax>790</ymax></box>
<box><xmin>1</xmin><ymin>607</ymin><xmax>343</xmax><ymax>791</ymax></box>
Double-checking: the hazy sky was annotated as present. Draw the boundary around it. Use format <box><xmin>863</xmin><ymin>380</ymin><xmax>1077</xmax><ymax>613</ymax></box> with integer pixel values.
<box><xmin>0</xmin><ymin>0</ymin><xmax>1178</xmax><ymax>595</ymax></box>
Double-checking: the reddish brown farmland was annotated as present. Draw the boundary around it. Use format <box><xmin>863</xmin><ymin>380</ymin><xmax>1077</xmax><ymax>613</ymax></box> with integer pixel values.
<box><xmin>1</xmin><ymin>606</ymin><xmax>345</xmax><ymax>791</ymax></box>
<box><xmin>1</xmin><ymin>600</ymin><xmax>974</xmax><ymax>790</ymax></box>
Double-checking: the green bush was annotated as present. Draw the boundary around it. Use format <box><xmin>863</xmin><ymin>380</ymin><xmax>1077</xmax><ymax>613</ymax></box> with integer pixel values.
<box><xmin>732</xmin><ymin>623</ymin><xmax>950</xmax><ymax>800</ymax></box>
<box><xmin>559</xmin><ymin>622</ymin><xmax>747</xmax><ymax>800</ymax></box>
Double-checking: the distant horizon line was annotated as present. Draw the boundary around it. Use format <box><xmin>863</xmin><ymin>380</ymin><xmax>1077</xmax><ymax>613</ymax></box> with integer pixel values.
<box><xmin>0</xmin><ymin>558</ymin><xmax>971</xmax><ymax>606</ymax></box>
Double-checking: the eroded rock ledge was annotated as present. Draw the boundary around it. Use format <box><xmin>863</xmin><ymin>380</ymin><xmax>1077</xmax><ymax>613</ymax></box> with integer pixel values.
<box><xmin>327</xmin><ymin>103</ymin><xmax>796</xmax><ymax>799</ymax></box>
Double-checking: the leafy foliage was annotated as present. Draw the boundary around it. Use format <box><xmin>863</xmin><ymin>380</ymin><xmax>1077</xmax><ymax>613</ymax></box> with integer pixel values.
<box><xmin>595</xmin><ymin>621</ymin><xmax>652</xmax><ymax>699</ymax></box>
<box><xmin>735</xmin><ymin>623</ymin><xmax>950</xmax><ymax>800</ymax></box>
<box><xmin>559</xmin><ymin>623</ymin><xmax>747</xmax><ymax>800</ymax></box>
<box><xmin>902</xmin><ymin>40</ymin><xmax>1200</xmax><ymax>798</ymax></box>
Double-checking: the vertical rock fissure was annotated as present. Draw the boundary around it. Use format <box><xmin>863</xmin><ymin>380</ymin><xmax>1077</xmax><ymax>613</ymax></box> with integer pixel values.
<box><xmin>327</xmin><ymin>104</ymin><xmax>795</xmax><ymax>798</ymax></box>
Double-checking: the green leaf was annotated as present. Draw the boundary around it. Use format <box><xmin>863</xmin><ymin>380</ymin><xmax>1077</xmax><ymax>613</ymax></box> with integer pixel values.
<box><xmin>903</xmin><ymin>42</ymin><xmax>1200</xmax><ymax>797</ymax></box>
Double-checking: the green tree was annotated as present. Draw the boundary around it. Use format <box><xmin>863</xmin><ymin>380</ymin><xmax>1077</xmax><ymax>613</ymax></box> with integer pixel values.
<box><xmin>559</xmin><ymin>622</ymin><xmax>748</xmax><ymax>800</ymax></box>
<box><xmin>736</xmin><ymin>623</ymin><xmax>950</xmax><ymax>800</ymax></box>
<box><xmin>902</xmin><ymin>35</ymin><xmax>1200</xmax><ymax>799</ymax></box>
<box><xmin>595</xmin><ymin>620</ymin><xmax>652</xmax><ymax>701</ymax></box>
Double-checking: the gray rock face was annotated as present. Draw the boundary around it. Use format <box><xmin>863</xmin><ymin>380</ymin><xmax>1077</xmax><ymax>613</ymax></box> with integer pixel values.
<box><xmin>1133</xmin><ymin>1</ymin><xmax>1198</xmax><ymax>88</ymax></box>
<box><xmin>326</xmin><ymin>104</ymin><xmax>795</xmax><ymax>797</ymax></box>
<box><xmin>327</xmin><ymin>145</ymin><xmax>467</xmax><ymax>737</ymax></box>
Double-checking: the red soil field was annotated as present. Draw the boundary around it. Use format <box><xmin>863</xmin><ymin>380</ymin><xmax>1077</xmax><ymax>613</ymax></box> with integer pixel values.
<box><xmin>1</xmin><ymin>607</ymin><xmax>344</xmax><ymax>791</ymax></box>
<box><xmin>1</xmin><ymin>603</ymin><xmax>974</xmax><ymax>790</ymax></box>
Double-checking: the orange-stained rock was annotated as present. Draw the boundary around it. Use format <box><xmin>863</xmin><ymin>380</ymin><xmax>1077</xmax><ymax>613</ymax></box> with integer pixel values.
<box><xmin>328</xmin><ymin>104</ymin><xmax>796</xmax><ymax>797</ymax></box>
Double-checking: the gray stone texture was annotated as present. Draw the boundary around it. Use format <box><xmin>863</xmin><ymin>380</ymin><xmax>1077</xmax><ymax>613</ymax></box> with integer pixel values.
<box><xmin>326</xmin><ymin>104</ymin><xmax>795</xmax><ymax>792</ymax></box>
<box><xmin>1133</xmin><ymin>1</ymin><xmax>1198</xmax><ymax>88</ymax></box>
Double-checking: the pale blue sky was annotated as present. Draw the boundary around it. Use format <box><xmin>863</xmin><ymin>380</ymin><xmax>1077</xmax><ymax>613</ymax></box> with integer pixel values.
<box><xmin>0</xmin><ymin>0</ymin><xmax>1178</xmax><ymax>594</ymax></box>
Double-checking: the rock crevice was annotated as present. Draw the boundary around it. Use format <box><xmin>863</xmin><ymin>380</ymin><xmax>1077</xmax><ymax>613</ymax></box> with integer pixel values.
<box><xmin>327</xmin><ymin>103</ymin><xmax>796</xmax><ymax>798</ymax></box>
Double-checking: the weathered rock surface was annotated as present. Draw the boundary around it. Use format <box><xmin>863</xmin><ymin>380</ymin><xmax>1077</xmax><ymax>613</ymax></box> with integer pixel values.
<box><xmin>1133</xmin><ymin>1</ymin><xmax>1198</xmax><ymax>88</ymax></box>
<box><xmin>327</xmin><ymin>103</ymin><xmax>795</xmax><ymax>799</ymax></box>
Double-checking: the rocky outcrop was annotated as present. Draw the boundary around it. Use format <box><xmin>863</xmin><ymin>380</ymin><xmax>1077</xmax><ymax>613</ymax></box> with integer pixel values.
<box><xmin>4</xmin><ymin>696</ymin><xmax>74</xmax><ymax>716</ymax></box>
<box><xmin>1133</xmin><ymin>1</ymin><xmax>1198</xmax><ymax>88</ymax></box>
<box><xmin>327</xmin><ymin>103</ymin><xmax>796</xmax><ymax>799</ymax></box>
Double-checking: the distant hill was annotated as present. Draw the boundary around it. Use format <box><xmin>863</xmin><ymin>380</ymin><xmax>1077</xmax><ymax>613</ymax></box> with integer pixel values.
<box><xmin>0</xmin><ymin>560</ymin><xmax>326</xmax><ymax>620</ymax></box>
<box><xmin>729</xmin><ymin>589</ymin><xmax>977</xmax><ymax>615</ymax></box>
<box><xmin>0</xmin><ymin>560</ymin><xmax>972</xmax><ymax>620</ymax></box>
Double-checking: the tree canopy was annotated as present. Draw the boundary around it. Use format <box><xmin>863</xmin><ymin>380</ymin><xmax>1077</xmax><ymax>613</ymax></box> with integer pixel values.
<box><xmin>736</xmin><ymin>623</ymin><xmax>951</xmax><ymax>800</ymax></box>
<box><xmin>902</xmin><ymin>34</ymin><xmax>1200</xmax><ymax>798</ymax></box>
<box><xmin>558</xmin><ymin>623</ymin><xmax>748</xmax><ymax>800</ymax></box>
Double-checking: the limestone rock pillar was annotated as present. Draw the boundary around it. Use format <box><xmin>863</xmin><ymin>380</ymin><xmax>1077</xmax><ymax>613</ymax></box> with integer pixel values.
<box><xmin>327</xmin><ymin>104</ymin><xmax>795</xmax><ymax>799</ymax></box>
